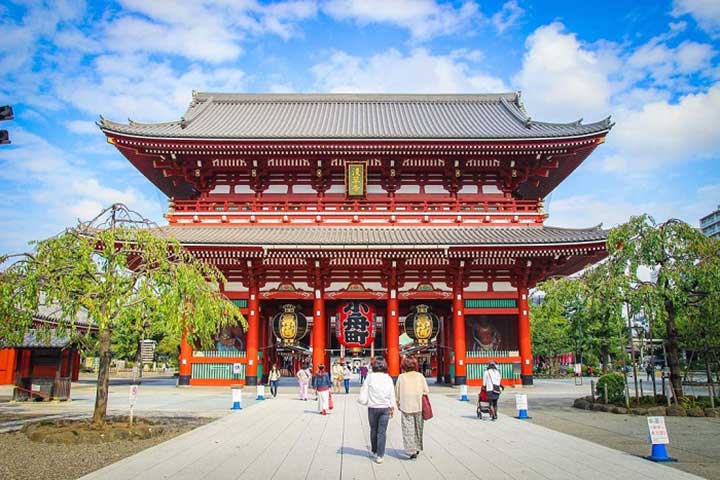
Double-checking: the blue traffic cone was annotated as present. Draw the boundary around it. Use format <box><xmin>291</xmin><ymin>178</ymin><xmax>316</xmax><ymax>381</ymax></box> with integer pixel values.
<box><xmin>256</xmin><ymin>385</ymin><xmax>265</xmax><ymax>401</ymax></box>
<box><xmin>516</xmin><ymin>408</ymin><xmax>531</xmax><ymax>419</ymax></box>
<box><xmin>231</xmin><ymin>387</ymin><xmax>242</xmax><ymax>410</ymax></box>
<box><xmin>460</xmin><ymin>385</ymin><xmax>469</xmax><ymax>402</ymax></box>
<box><xmin>646</xmin><ymin>443</ymin><xmax>676</xmax><ymax>462</ymax></box>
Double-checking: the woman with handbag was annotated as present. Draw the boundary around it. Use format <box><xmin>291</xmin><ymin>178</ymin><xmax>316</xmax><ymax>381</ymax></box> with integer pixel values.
<box><xmin>483</xmin><ymin>361</ymin><xmax>503</xmax><ymax>421</ymax></box>
<box><xmin>312</xmin><ymin>364</ymin><xmax>332</xmax><ymax>415</ymax></box>
<box><xmin>358</xmin><ymin>357</ymin><xmax>396</xmax><ymax>464</ymax></box>
<box><xmin>395</xmin><ymin>356</ymin><xmax>430</xmax><ymax>459</ymax></box>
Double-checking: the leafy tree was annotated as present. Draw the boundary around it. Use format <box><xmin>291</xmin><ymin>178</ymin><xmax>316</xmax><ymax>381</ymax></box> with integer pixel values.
<box><xmin>531</xmin><ymin>277</ymin><xmax>582</xmax><ymax>374</ymax></box>
<box><xmin>0</xmin><ymin>204</ymin><xmax>246</xmax><ymax>424</ymax></box>
<box><xmin>608</xmin><ymin>215</ymin><xmax>720</xmax><ymax>399</ymax></box>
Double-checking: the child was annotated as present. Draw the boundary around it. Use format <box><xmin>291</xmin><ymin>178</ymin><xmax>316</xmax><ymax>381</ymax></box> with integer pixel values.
<box><xmin>477</xmin><ymin>386</ymin><xmax>490</xmax><ymax>420</ymax></box>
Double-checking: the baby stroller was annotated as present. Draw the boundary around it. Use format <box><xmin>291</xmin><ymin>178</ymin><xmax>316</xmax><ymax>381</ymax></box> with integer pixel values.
<box><xmin>476</xmin><ymin>387</ymin><xmax>491</xmax><ymax>420</ymax></box>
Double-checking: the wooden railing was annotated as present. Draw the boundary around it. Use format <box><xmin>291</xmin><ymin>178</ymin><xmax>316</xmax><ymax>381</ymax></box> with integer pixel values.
<box><xmin>170</xmin><ymin>198</ymin><xmax>540</xmax><ymax>215</ymax></box>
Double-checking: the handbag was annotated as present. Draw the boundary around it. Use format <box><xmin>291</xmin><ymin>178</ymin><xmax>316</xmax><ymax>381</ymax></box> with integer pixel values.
<box><xmin>329</xmin><ymin>392</ymin><xmax>334</xmax><ymax>410</ymax></box>
<box><xmin>421</xmin><ymin>394</ymin><xmax>433</xmax><ymax>420</ymax></box>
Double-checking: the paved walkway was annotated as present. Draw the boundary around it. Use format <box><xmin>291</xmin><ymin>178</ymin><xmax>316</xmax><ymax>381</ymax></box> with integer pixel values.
<box><xmin>80</xmin><ymin>392</ymin><xmax>700</xmax><ymax>480</ymax></box>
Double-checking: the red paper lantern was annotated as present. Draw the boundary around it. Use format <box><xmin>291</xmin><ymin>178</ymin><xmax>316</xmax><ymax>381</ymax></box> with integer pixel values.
<box><xmin>336</xmin><ymin>301</ymin><xmax>375</xmax><ymax>348</ymax></box>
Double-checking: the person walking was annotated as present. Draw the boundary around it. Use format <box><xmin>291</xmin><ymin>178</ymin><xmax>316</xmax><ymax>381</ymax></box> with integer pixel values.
<box><xmin>312</xmin><ymin>364</ymin><xmax>332</xmax><ymax>415</ymax></box>
<box><xmin>296</xmin><ymin>364</ymin><xmax>311</xmax><ymax>401</ymax></box>
<box><xmin>359</xmin><ymin>363</ymin><xmax>368</xmax><ymax>385</ymax></box>
<box><xmin>358</xmin><ymin>357</ymin><xmax>395</xmax><ymax>464</ymax></box>
<box><xmin>396</xmin><ymin>356</ymin><xmax>429</xmax><ymax>459</ymax></box>
<box><xmin>483</xmin><ymin>361</ymin><xmax>503</xmax><ymax>421</ymax></box>
<box><xmin>268</xmin><ymin>363</ymin><xmax>281</xmax><ymax>398</ymax></box>
<box><xmin>332</xmin><ymin>361</ymin><xmax>344</xmax><ymax>394</ymax></box>
<box><xmin>342</xmin><ymin>363</ymin><xmax>352</xmax><ymax>394</ymax></box>
<box><xmin>645</xmin><ymin>362</ymin><xmax>654</xmax><ymax>382</ymax></box>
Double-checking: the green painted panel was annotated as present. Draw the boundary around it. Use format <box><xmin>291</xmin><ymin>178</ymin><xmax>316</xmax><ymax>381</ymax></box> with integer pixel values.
<box><xmin>464</xmin><ymin>299</ymin><xmax>517</xmax><ymax>309</ymax></box>
<box><xmin>232</xmin><ymin>299</ymin><xmax>248</xmax><ymax>308</ymax></box>
<box><xmin>466</xmin><ymin>362</ymin><xmax>520</xmax><ymax>380</ymax></box>
<box><xmin>192</xmin><ymin>362</ymin><xmax>245</xmax><ymax>380</ymax></box>
<box><xmin>466</xmin><ymin>350</ymin><xmax>519</xmax><ymax>358</ymax></box>
<box><xmin>193</xmin><ymin>351</ymin><xmax>246</xmax><ymax>358</ymax></box>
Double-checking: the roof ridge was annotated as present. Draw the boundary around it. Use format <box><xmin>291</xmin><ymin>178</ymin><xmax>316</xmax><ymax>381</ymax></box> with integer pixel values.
<box><xmin>191</xmin><ymin>92</ymin><xmax>520</xmax><ymax>103</ymax></box>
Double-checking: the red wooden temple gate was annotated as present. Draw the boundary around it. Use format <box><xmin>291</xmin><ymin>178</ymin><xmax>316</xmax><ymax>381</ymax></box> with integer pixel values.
<box><xmin>100</xmin><ymin>93</ymin><xmax>611</xmax><ymax>387</ymax></box>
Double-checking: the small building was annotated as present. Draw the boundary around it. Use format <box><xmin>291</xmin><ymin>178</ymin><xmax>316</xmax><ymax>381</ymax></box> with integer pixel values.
<box><xmin>6</xmin><ymin>329</ymin><xmax>79</xmax><ymax>401</ymax></box>
<box><xmin>700</xmin><ymin>205</ymin><xmax>720</xmax><ymax>239</ymax></box>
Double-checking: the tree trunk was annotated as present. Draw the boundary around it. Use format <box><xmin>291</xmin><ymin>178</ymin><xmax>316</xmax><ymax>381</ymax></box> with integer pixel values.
<box><xmin>664</xmin><ymin>300</ymin><xmax>683</xmax><ymax>400</ymax></box>
<box><xmin>601</xmin><ymin>345</ymin><xmax>610</xmax><ymax>374</ymax></box>
<box><xmin>92</xmin><ymin>328</ymin><xmax>112</xmax><ymax>425</ymax></box>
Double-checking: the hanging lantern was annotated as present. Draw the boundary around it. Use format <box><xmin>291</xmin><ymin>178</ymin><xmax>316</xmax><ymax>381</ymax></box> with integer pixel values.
<box><xmin>336</xmin><ymin>301</ymin><xmax>375</xmax><ymax>348</ymax></box>
<box><xmin>404</xmin><ymin>304</ymin><xmax>439</xmax><ymax>346</ymax></box>
<box><xmin>271</xmin><ymin>304</ymin><xmax>308</xmax><ymax>346</ymax></box>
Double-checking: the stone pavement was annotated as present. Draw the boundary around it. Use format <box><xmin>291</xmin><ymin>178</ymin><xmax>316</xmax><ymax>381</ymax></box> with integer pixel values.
<box><xmin>80</xmin><ymin>391</ymin><xmax>701</xmax><ymax>480</ymax></box>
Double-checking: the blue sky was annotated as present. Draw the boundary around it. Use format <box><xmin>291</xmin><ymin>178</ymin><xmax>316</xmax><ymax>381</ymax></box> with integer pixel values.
<box><xmin>0</xmin><ymin>0</ymin><xmax>719</xmax><ymax>254</ymax></box>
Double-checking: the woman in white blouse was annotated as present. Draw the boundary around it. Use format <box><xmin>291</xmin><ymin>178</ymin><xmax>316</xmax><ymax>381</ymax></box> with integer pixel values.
<box><xmin>358</xmin><ymin>357</ymin><xmax>396</xmax><ymax>464</ymax></box>
<box><xmin>483</xmin><ymin>361</ymin><xmax>503</xmax><ymax>421</ymax></box>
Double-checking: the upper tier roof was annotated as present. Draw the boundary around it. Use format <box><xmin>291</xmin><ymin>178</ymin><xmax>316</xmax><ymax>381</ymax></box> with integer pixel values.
<box><xmin>99</xmin><ymin>92</ymin><xmax>612</xmax><ymax>140</ymax></box>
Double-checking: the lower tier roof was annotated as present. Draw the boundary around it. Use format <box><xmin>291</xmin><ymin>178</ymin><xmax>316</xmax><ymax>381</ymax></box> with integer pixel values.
<box><xmin>157</xmin><ymin>225</ymin><xmax>607</xmax><ymax>248</ymax></box>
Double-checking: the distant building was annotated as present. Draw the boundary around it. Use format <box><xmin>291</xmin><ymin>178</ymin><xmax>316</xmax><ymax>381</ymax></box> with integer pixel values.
<box><xmin>700</xmin><ymin>205</ymin><xmax>720</xmax><ymax>239</ymax></box>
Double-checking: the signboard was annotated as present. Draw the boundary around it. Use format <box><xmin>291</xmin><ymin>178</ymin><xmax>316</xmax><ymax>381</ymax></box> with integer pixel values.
<box><xmin>336</xmin><ymin>301</ymin><xmax>375</xmax><ymax>348</ymax></box>
<box><xmin>647</xmin><ymin>416</ymin><xmax>669</xmax><ymax>444</ymax></box>
<box><xmin>345</xmin><ymin>162</ymin><xmax>367</xmax><ymax>198</ymax></box>
<box><xmin>129</xmin><ymin>384</ymin><xmax>139</xmax><ymax>406</ymax></box>
<box><xmin>232</xmin><ymin>363</ymin><xmax>243</xmax><ymax>375</ymax></box>
<box><xmin>515</xmin><ymin>394</ymin><xmax>528</xmax><ymax>411</ymax></box>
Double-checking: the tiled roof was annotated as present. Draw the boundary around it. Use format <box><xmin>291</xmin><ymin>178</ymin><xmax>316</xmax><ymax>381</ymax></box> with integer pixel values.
<box><xmin>11</xmin><ymin>329</ymin><xmax>72</xmax><ymax>349</ymax></box>
<box><xmin>99</xmin><ymin>92</ymin><xmax>612</xmax><ymax>140</ymax></box>
<box><xmin>157</xmin><ymin>225</ymin><xmax>607</xmax><ymax>247</ymax></box>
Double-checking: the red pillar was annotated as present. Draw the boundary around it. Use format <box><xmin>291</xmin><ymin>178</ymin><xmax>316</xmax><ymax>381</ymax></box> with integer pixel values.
<box><xmin>386</xmin><ymin>263</ymin><xmax>400</xmax><ymax>380</ymax></box>
<box><xmin>259</xmin><ymin>308</ymin><xmax>268</xmax><ymax>376</ymax></box>
<box><xmin>246</xmin><ymin>286</ymin><xmax>260</xmax><ymax>385</ymax></box>
<box><xmin>312</xmin><ymin>287</ymin><xmax>326</xmax><ymax>372</ymax></box>
<box><xmin>178</xmin><ymin>330</ymin><xmax>192</xmax><ymax>385</ymax></box>
<box><xmin>71</xmin><ymin>350</ymin><xmax>80</xmax><ymax>382</ymax></box>
<box><xmin>518</xmin><ymin>286</ymin><xmax>533</xmax><ymax>385</ymax></box>
<box><xmin>453</xmin><ymin>282</ymin><xmax>467</xmax><ymax>386</ymax></box>
<box><xmin>0</xmin><ymin>348</ymin><xmax>17</xmax><ymax>385</ymax></box>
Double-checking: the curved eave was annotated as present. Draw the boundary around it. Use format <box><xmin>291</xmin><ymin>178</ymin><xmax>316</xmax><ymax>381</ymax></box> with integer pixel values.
<box><xmin>99</xmin><ymin>124</ymin><xmax>612</xmax><ymax>143</ymax></box>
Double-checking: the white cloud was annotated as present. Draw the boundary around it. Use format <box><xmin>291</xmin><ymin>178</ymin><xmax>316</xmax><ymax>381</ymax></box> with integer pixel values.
<box><xmin>514</xmin><ymin>23</ymin><xmax>614</xmax><ymax>121</ymax></box>
<box><xmin>600</xmin><ymin>85</ymin><xmax>720</xmax><ymax>172</ymax></box>
<box><xmin>311</xmin><ymin>48</ymin><xmax>508</xmax><ymax>93</ymax></box>
<box><xmin>0</xmin><ymin>129</ymin><xmax>162</xmax><ymax>232</ymax></box>
<box><xmin>53</xmin><ymin>54</ymin><xmax>246</xmax><ymax>122</ymax></box>
<box><xmin>105</xmin><ymin>0</ymin><xmax>318</xmax><ymax>62</ymax></box>
<box><xmin>673</xmin><ymin>0</ymin><xmax>720</xmax><ymax>36</ymax></box>
<box><xmin>491</xmin><ymin>0</ymin><xmax>524</xmax><ymax>34</ymax></box>
<box><xmin>322</xmin><ymin>0</ymin><xmax>479</xmax><ymax>40</ymax></box>
<box><xmin>547</xmin><ymin>182</ymin><xmax>720</xmax><ymax>229</ymax></box>
<box><xmin>66</xmin><ymin>120</ymin><xmax>99</xmax><ymax>135</ymax></box>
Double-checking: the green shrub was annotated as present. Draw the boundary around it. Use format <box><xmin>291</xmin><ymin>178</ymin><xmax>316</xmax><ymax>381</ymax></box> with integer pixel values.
<box><xmin>596</xmin><ymin>372</ymin><xmax>626</xmax><ymax>403</ymax></box>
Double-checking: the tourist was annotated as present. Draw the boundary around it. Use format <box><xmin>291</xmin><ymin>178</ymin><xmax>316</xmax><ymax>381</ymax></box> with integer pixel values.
<box><xmin>645</xmin><ymin>362</ymin><xmax>654</xmax><ymax>382</ymax></box>
<box><xmin>359</xmin><ymin>363</ymin><xmax>368</xmax><ymax>384</ymax></box>
<box><xmin>332</xmin><ymin>360</ymin><xmax>344</xmax><ymax>393</ymax></box>
<box><xmin>395</xmin><ymin>356</ymin><xmax>429</xmax><ymax>459</ymax></box>
<box><xmin>312</xmin><ymin>364</ymin><xmax>332</xmax><ymax>415</ymax></box>
<box><xmin>342</xmin><ymin>362</ymin><xmax>352</xmax><ymax>394</ymax></box>
<box><xmin>483</xmin><ymin>361</ymin><xmax>503</xmax><ymax>421</ymax></box>
<box><xmin>268</xmin><ymin>363</ymin><xmax>281</xmax><ymax>398</ymax></box>
<box><xmin>296</xmin><ymin>364</ymin><xmax>311</xmax><ymax>401</ymax></box>
<box><xmin>358</xmin><ymin>357</ymin><xmax>395</xmax><ymax>464</ymax></box>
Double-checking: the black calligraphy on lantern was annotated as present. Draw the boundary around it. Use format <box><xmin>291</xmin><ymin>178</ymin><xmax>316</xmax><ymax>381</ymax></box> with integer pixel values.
<box><xmin>342</xmin><ymin>302</ymin><xmax>371</xmax><ymax>346</ymax></box>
